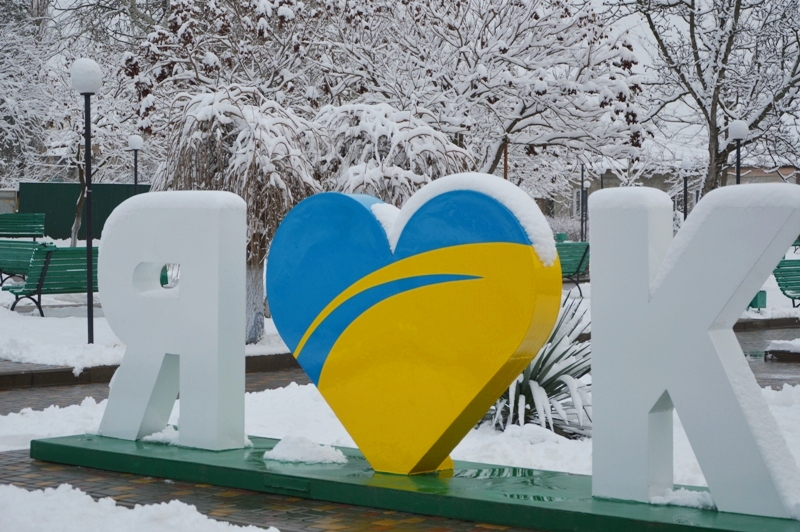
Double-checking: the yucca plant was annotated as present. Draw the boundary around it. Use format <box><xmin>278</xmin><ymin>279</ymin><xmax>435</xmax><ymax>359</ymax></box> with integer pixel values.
<box><xmin>489</xmin><ymin>297</ymin><xmax>592</xmax><ymax>437</ymax></box>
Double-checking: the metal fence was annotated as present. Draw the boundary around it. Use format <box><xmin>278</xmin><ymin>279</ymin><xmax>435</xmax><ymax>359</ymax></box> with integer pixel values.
<box><xmin>17</xmin><ymin>182</ymin><xmax>151</xmax><ymax>239</ymax></box>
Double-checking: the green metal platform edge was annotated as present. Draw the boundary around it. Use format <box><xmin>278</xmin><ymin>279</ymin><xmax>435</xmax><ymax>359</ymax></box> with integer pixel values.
<box><xmin>30</xmin><ymin>434</ymin><xmax>800</xmax><ymax>532</ymax></box>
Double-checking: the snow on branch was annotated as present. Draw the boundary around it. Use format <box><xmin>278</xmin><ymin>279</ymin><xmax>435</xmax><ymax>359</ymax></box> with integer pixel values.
<box><xmin>155</xmin><ymin>84</ymin><xmax>321</xmax><ymax>264</ymax></box>
<box><xmin>315</xmin><ymin>103</ymin><xmax>473</xmax><ymax>206</ymax></box>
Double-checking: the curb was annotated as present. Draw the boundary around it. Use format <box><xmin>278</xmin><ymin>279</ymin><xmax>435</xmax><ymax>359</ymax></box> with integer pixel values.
<box><xmin>0</xmin><ymin>353</ymin><xmax>298</xmax><ymax>391</ymax></box>
<box><xmin>733</xmin><ymin>317</ymin><xmax>800</xmax><ymax>331</ymax></box>
<box><xmin>764</xmin><ymin>350</ymin><xmax>800</xmax><ymax>363</ymax></box>
<box><xmin>3</xmin><ymin>317</ymin><xmax>800</xmax><ymax>391</ymax></box>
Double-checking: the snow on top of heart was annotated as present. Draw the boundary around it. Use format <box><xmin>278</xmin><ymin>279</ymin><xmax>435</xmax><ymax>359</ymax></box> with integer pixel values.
<box><xmin>387</xmin><ymin>173</ymin><xmax>557</xmax><ymax>266</ymax></box>
<box><xmin>370</xmin><ymin>203</ymin><xmax>400</xmax><ymax>236</ymax></box>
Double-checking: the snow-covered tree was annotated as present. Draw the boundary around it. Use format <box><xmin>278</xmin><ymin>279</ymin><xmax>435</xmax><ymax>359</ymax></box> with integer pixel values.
<box><xmin>153</xmin><ymin>85</ymin><xmax>320</xmax><ymax>343</ymax></box>
<box><xmin>0</xmin><ymin>15</ymin><xmax>150</xmax><ymax>188</ymax></box>
<box><xmin>129</xmin><ymin>0</ymin><xmax>345</xmax><ymax>135</ymax></box>
<box><xmin>315</xmin><ymin>103</ymin><xmax>472</xmax><ymax>206</ymax></box>
<box><xmin>0</xmin><ymin>19</ymin><xmax>50</xmax><ymax>185</ymax></box>
<box><xmin>320</xmin><ymin>0</ymin><xmax>645</xmax><ymax>195</ymax></box>
<box><xmin>620</xmin><ymin>0</ymin><xmax>800</xmax><ymax>192</ymax></box>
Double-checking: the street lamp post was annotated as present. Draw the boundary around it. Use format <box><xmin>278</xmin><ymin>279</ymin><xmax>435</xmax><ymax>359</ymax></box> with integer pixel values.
<box><xmin>580</xmin><ymin>163</ymin><xmax>586</xmax><ymax>242</ymax></box>
<box><xmin>681</xmin><ymin>159</ymin><xmax>691</xmax><ymax>220</ymax></box>
<box><xmin>71</xmin><ymin>58</ymin><xmax>102</xmax><ymax>345</ymax></box>
<box><xmin>128</xmin><ymin>135</ymin><xmax>143</xmax><ymax>194</ymax></box>
<box><xmin>730</xmin><ymin>120</ymin><xmax>749</xmax><ymax>185</ymax></box>
<box><xmin>582</xmin><ymin>180</ymin><xmax>589</xmax><ymax>242</ymax></box>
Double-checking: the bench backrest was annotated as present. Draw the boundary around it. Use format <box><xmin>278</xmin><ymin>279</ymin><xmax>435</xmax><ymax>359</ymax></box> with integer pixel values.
<box><xmin>556</xmin><ymin>242</ymin><xmax>590</xmax><ymax>276</ymax></box>
<box><xmin>0</xmin><ymin>240</ymin><xmax>53</xmax><ymax>273</ymax></box>
<box><xmin>0</xmin><ymin>213</ymin><xmax>45</xmax><ymax>238</ymax></box>
<box><xmin>774</xmin><ymin>260</ymin><xmax>800</xmax><ymax>277</ymax></box>
<box><xmin>773</xmin><ymin>260</ymin><xmax>800</xmax><ymax>294</ymax></box>
<box><xmin>25</xmin><ymin>246</ymin><xmax>98</xmax><ymax>293</ymax></box>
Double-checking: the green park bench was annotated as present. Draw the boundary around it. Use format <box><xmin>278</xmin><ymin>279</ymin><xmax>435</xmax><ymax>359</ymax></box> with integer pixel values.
<box><xmin>0</xmin><ymin>240</ymin><xmax>54</xmax><ymax>286</ymax></box>
<box><xmin>2</xmin><ymin>246</ymin><xmax>98</xmax><ymax>317</ymax></box>
<box><xmin>0</xmin><ymin>212</ymin><xmax>45</xmax><ymax>239</ymax></box>
<box><xmin>773</xmin><ymin>259</ymin><xmax>800</xmax><ymax>308</ymax></box>
<box><xmin>555</xmin><ymin>241</ymin><xmax>590</xmax><ymax>298</ymax></box>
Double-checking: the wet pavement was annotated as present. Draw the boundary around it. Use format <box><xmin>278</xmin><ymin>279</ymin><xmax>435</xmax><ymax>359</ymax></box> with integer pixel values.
<box><xmin>0</xmin><ymin>329</ymin><xmax>798</xmax><ymax>530</ymax></box>
<box><xmin>736</xmin><ymin>329</ymin><xmax>800</xmax><ymax>388</ymax></box>
<box><xmin>0</xmin><ymin>450</ymin><xmax>539</xmax><ymax>531</ymax></box>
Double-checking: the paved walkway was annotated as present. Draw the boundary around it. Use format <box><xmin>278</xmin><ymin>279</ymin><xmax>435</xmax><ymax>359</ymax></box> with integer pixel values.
<box><xmin>0</xmin><ymin>450</ymin><xmax>532</xmax><ymax>531</ymax></box>
<box><xmin>2</xmin><ymin>329</ymin><xmax>799</xmax><ymax>530</ymax></box>
<box><xmin>0</xmin><ymin>367</ymin><xmax>534</xmax><ymax>531</ymax></box>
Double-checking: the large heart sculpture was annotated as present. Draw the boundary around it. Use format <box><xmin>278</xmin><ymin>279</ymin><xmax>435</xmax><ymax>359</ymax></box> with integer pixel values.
<box><xmin>267</xmin><ymin>173</ymin><xmax>562</xmax><ymax>474</ymax></box>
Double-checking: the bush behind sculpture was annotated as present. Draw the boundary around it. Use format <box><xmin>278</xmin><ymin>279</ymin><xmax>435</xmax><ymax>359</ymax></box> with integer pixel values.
<box><xmin>488</xmin><ymin>297</ymin><xmax>592</xmax><ymax>438</ymax></box>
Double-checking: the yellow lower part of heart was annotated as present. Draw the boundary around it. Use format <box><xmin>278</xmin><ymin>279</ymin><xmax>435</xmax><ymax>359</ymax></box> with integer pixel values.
<box><xmin>307</xmin><ymin>242</ymin><xmax>562</xmax><ymax>474</ymax></box>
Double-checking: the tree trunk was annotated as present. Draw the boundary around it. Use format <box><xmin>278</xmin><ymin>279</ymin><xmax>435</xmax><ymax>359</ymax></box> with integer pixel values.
<box><xmin>246</xmin><ymin>261</ymin><xmax>266</xmax><ymax>344</ymax></box>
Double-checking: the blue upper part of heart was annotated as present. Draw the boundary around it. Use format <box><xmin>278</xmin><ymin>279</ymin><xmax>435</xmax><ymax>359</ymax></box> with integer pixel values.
<box><xmin>267</xmin><ymin>190</ymin><xmax>531</xmax><ymax>362</ymax></box>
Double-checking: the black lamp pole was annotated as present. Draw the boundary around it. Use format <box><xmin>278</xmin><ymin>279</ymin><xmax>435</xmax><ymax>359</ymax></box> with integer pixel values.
<box><xmin>736</xmin><ymin>139</ymin><xmax>742</xmax><ymax>185</ymax></box>
<box><xmin>133</xmin><ymin>149</ymin><xmax>139</xmax><ymax>194</ymax></box>
<box><xmin>83</xmin><ymin>93</ymin><xmax>94</xmax><ymax>344</ymax></box>
<box><xmin>580</xmin><ymin>163</ymin><xmax>586</xmax><ymax>242</ymax></box>
<box><xmin>683</xmin><ymin>171</ymin><xmax>688</xmax><ymax>221</ymax></box>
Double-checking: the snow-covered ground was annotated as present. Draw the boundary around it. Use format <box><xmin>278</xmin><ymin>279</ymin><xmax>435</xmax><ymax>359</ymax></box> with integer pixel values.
<box><xmin>0</xmin><ymin>483</ymin><xmax>275</xmax><ymax>532</ymax></box>
<box><xmin>741</xmin><ymin>272</ymin><xmax>800</xmax><ymax>320</ymax></box>
<box><xmin>0</xmin><ymin>288</ymin><xmax>289</xmax><ymax>373</ymax></box>
<box><xmin>0</xmin><ymin>302</ymin><xmax>125</xmax><ymax>374</ymax></box>
<box><xmin>3</xmin><ymin>380</ymin><xmax>799</xmax><ymax>495</ymax></box>
<box><xmin>734</xmin><ymin>248</ymin><xmax>800</xmax><ymax>320</ymax></box>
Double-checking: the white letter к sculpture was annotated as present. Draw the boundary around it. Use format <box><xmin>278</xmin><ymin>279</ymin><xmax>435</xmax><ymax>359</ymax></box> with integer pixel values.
<box><xmin>590</xmin><ymin>185</ymin><xmax>800</xmax><ymax>519</ymax></box>
<box><xmin>98</xmin><ymin>191</ymin><xmax>247</xmax><ymax>451</ymax></box>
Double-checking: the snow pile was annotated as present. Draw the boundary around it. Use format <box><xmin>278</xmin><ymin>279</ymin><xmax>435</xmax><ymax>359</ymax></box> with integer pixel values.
<box><xmin>451</xmin><ymin>423</ymin><xmax>592</xmax><ymax>475</ymax></box>
<box><xmin>0</xmin><ymin>397</ymin><xmax>105</xmax><ymax>452</ymax></box>
<box><xmin>763</xmin><ymin>383</ymin><xmax>800</xmax><ymax>406</ymax></box>
<box><xmin>767</xmin><ymin>339</ymin><xmax>800</xmax><ymax>353</ymax></box>
<box><xmin>650</xmin><ymin>488</ymin><xmax>716</xmax><ymax>510</ymax></box>
<box><xmin>141</xmin><ymin>425</ymin><xmax>180</xmax><ymax>445</ymax></box>
<box><xmin>0</xmin><ymin>337</ymin><xmax>123</xmax><ymax>376</ymax></box>
<box><xmin>0</xmin><ymin>301</ymin><xmax>287</xmax><ymax>369</ymax></box>
<box><xmin>0</xmin><ymin>307</ymin><xmax>124</xmax><ymax>375</ymax></box>
<box><xmin>263</xmin><ymin>435</ymin><xmax>347</xmax><ymax>464</ymax></box>
<box><xmin>240</xmin><ymin>383</ymin><xmax>356</xmax><ymax>447</ymax></box>
<box><xmin>0</xmin><ymin>484</ymin><xmax>274</xmax><ymax>532</ymax></box>
<box><xmin>389</xmin><ymin>173</ymin><xmax>557</xmax><ymax>266</ymax></box>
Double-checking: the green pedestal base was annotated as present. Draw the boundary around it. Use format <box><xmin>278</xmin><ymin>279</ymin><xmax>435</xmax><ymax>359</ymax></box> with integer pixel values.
<box><xmin>30</xmin><ymin>434</ymin><xmax>800</xmax><ymax>532</ymax></box>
